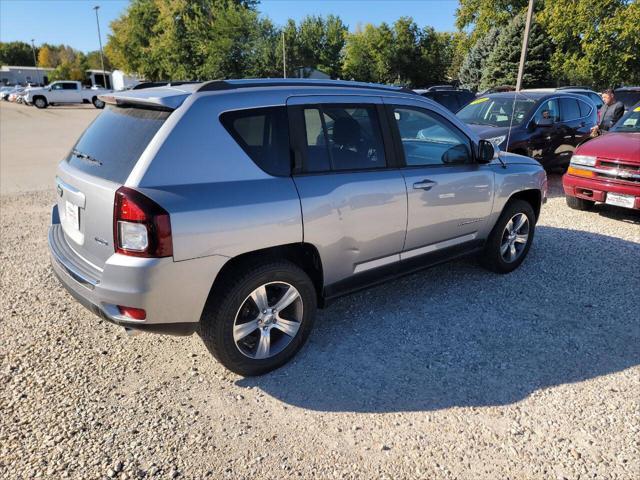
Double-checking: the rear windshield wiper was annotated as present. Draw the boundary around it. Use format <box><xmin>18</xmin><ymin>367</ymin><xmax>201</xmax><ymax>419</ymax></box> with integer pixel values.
<box><xmin>72</xmin><ymin>149</ymin><xmax>102</xmax><ymax>166</ymax></box>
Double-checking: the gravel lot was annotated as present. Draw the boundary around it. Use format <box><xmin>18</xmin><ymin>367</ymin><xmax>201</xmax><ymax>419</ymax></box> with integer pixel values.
<box><xmin>1</xmin><ymin>101</ymin><xmax>639</xmax><ymax>479</ymax></box>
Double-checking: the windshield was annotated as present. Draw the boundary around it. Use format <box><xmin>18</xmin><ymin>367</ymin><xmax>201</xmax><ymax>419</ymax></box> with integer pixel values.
<box><xmin>611</xmin><ymin>107</ymin><xmax>640</xmax><ymax>133</ymax></box>
<box><xmin>457</xmin><ymin>96</ymin><xmax>536</xmax><ymax>127</ymax></box>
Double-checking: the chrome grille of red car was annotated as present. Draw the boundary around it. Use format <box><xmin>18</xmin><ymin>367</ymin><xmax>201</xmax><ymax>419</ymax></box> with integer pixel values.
<box><xmin>595</xmin><ymin>158</ymin><xmax>640</xmax><ymax>184</ymax></box>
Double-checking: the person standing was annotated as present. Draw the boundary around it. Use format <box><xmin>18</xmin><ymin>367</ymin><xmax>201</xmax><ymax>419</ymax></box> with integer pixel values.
<box><xmin>590</xmin><ymin>89</ymin><xmax>625</xmax><ymax>136</ymax></box>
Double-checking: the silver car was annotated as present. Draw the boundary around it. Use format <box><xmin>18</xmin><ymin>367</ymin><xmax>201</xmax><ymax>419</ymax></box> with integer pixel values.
<box><xmin>48</xmin><ymin>79</ymin><xmax>547</xmax><ymax>375</ymax></box>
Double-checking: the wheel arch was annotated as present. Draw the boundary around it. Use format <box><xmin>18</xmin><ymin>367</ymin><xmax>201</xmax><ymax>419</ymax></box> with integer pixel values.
<box><xmin>507</xmin><ymin>188</ymin><xmax>542</xmax><ymax>220</ymax></box>
<box><xmin>208</xmin><ymin>243</ymin><xmax>325</xmax><ymax>308</ymax></box>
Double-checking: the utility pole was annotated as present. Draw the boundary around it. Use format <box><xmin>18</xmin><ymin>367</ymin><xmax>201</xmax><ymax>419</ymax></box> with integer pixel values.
<box><xmin>516</xmin><ymin>0</ymin><xmax>535</xmax><ymax>91</ymax></box>
<box><xmin>93</xmin><ymin>5</ymin><xmax>107</xmax><ymax>88</ymax></box>
<box><xmin>30</xmin><ymin>39</ymin><xmax>41</xmax><ymax>85</ymax></box>
<box><xmin>282</xmin><ymin>31</ymin><xmax>287</xmax><ymax>79</ymax></box>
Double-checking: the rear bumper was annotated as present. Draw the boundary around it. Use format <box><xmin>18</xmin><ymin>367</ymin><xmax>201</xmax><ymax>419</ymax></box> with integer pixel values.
<box><xmin>562</xmin><ymin>174</ymin><xmax>640</xmax><ymax>209</ymax></box>
<box><xmin>48</xmin><ymin>205</ymin><xmax>228</xmax><ymax>335</ymax></box>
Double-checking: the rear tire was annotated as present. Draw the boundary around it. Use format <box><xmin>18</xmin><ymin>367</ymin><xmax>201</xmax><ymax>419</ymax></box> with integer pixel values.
<box><xmin>92</xmin><ymin>97</ymin><xmax>105</xmax><ymax>109</ymax></box>
<box><xmin>480</xmin><ymin>199</ymin><xmax>536</xmax><ymax>274</ymax></box>
<box><xmin>33</xmin><ymin>96</ymin><xmax>47</xmax><ymax>109</ymax></box>
<box><xmin>565</xmin><ymin>195</ymin><xmax>594</xmax><ymax>211</ymax></box>
<box><xmin>199</xmin><ymin>260</ymin><xmax>317</xmax><ymax>376</ymax></box>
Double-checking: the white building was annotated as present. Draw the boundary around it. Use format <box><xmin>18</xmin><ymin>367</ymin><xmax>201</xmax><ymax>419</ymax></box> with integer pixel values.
<box><xmin>0</xmin><ymin>65</ymin><xmax>54</xmax><ymax>86</ymax></box>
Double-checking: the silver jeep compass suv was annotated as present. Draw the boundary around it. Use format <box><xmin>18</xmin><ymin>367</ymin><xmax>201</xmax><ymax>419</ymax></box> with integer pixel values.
<box><xmin>48</xmin><ymin>79</ymin><xmax>547</xmax><ymax>375</ymax></box>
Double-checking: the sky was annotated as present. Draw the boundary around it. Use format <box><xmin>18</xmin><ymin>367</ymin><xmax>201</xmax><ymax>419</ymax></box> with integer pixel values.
<box><xmin>0</xmin><ymin>0</ymin><xmax>460</xmax><ymax>53</ymax></box>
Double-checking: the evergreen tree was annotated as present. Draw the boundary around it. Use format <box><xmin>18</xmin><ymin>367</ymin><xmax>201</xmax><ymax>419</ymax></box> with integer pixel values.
<box><xmin>458</xmin><ymin>27</ymin><xmax>499</xmax><ymax>91</ymax></box>
<box><xmin>481</xmin><ymin>14</ymin><xmax>552</xmax><ymax>90</ymax></box>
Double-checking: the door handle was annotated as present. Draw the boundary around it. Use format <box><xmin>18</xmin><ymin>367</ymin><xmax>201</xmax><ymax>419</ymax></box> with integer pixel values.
<box><xmin>413</xmin><ymin>180</ymin><xmax>437</xmax><ymax>190</ymax></box>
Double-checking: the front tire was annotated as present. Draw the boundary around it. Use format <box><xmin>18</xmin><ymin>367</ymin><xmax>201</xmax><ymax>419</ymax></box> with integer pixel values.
<box><xmin>565</xmin><ymin>195</ymin><xmax>594</xmax><ymax>211</ymax></box>
<box><xmin>199</xmin><ymin>260</ymin><xmax>317</xmax><ymax>376</ymax></box>
<box><xmin>33</xmin><ymin>96</ymin><xmax>47</xmax><ymax>109</ymax></box>
<box><xmin>480</xmin><ymin>199</ymin><xmax>536</xmax><ymax>274</ymax></box>
<box><xmin>92</xmin><ymin>97</ymin><xmax>105</xmax><ymax>109</ymax></box>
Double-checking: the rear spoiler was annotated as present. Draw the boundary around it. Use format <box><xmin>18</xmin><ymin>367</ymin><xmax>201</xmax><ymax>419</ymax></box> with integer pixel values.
<box><xmin>98</xmin><ymin>87</ymin><xmax>192</xmax><ymax>111</ymax></box>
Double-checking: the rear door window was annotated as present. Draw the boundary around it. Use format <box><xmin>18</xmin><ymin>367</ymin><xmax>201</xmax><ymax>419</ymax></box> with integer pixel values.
<box><xmin>220</xmin><ymin>106</ymin><xmax>291</xmax><ymax>176</ymax></box>
<box><xmin>577</xmin><ymin>99</ymin><xmax>593</xmax><ymax>118</ymax></box>
<box><xmin>67</xmin><ymin>106</ymin><xmax>170</xmax><ymax>183</ymax></box>
<box><xmin>299</xmin><ymin>104</ymin><xmax>387</xmax><ymax>173</ymax></box>
<box><xmin>560</xmin><ymin>98</ymin><xmax>581</xmax><ymax>121</ymax></box>
<box><xmin>62</xmin><ymin>82</ymin><xmax>78</xmax><ymax>90</ymax></box>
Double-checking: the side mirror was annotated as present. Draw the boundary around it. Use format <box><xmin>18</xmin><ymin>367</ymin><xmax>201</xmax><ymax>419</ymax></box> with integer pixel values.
<box><xmin>477</xmin><ymin>139</ymin><xmax>495</xmax><ymax>164</ymax></box>
<box><xmin>536</xmin><ymin>117</ymin><xmax>554</xmax><ymax>127</ymax></box>
<box><xmin>48</xmin><ymin>87</ymin><xmax>52</xmax><ymax>91</ymax></box>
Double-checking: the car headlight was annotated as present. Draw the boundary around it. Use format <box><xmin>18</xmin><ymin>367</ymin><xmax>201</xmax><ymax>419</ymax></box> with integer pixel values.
<box><xmin>486</xmin><ymin>135</ymin><xmax>506</xmax><ymax>147</ymax></box>
<box><xmin>570</xmin><ymin>155</ymin><xmax>597</xmax><ymax>167</ymax></box>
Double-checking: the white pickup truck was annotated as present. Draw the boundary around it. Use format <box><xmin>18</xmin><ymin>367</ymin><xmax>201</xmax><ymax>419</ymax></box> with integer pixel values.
<box><xmin>24</xmin><ymin>81</ymin><xmax>111</xmax><ymax>109</ymax></box>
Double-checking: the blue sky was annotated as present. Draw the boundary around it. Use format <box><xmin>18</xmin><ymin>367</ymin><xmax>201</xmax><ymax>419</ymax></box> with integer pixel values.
<box><xmin>0</xmin><ymin>0</ymin><xmax>460</xmax><ymax>53</ymax></box>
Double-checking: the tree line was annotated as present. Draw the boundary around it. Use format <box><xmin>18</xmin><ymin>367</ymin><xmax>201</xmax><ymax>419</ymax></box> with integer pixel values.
<box><xmin>0</xmin><ymin>41</ymin><xmax>110</xmax><ymax>83</ymax></box>
<box><xmin>1</xmin><ymin>0</ymin><xmax>637</xmax><ymax>90</ymax></box>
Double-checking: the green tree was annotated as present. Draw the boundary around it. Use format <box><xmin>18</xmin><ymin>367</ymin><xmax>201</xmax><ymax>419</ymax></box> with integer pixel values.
<box><xmin>458</xmin><ymin>27</ymin><xmax>499</xmax><ymax>90</ymax></box>
<box><xmin>539</xmin><ymin>0</ymin><xmax>639</xmax><ymax>88</ymax></box>
<box><xmin>341</xmin><ymin>24</ymin><xmax>379</xmax><ymax>82</ymax></box>
<box><xmin>481</xmin><ymin>13</ymin><xmax>552</xmax><ymax>90</ymax></box>
<box><xmin>455</xmin><ymin>0</ymin><xmax>530</xmax><ymax>38</ymax></box>
<box><xmin>0</xmin><ymin>41</ymin><xmax>37</xmax><ymax>66</ymax></box>
<box><xmin>343</xmin><ymin>19</ymin><xmax>454</xmax><ymax>87</ymax></box>
<box><xmin>85</xmin><ymin>51</ymin><xmax>111</xmax><ymax>71</ymax></box>
<box><xmin>106</xmin><ymin>0</ymin><xmax>284</xmax><ymax>80</ymax></box>
<box><xmin>105</xmin><ymin>0</ymin><xmax>162</xmax><ymax>78</ymax></box>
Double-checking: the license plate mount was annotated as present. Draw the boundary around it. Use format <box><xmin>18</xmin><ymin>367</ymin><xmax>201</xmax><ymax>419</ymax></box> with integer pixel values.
<box><xmin>605</xmin><ymin>192</ymin><xmax>635</xmax><ymax>209</ymax></box>
<box><xmin>65</xmin><ymin>200</ymin><xmax>80</xmax><ymax>231</ymax></box>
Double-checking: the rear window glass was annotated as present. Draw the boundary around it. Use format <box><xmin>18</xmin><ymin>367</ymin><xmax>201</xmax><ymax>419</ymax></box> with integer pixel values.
<box><xmin>67</xmin><ymin>106</ymin><xmax>170</xmax><ymax>183</ymax></box>
<box><xmin>220</xmin><ymin>107</ymin><xmax>291</xmax><ymax>176</ymax></box>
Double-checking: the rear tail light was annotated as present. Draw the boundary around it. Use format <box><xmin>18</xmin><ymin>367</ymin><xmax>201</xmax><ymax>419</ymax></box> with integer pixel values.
<box><xmin>114</xmin><ymin>187</ymin><xmax>173</xmax><ymax>258</ymax></box>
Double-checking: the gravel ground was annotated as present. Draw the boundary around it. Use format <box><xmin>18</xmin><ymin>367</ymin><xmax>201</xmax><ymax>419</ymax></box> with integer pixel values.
<box><xmin>1</xmin><ymin>101</ymin><xmax>639</xmax><ymax>479</ymax></box>
<box><xmin>1</xmin><ymin>180</ymin><xmax>639</xmax><ymax>480</ymax></box>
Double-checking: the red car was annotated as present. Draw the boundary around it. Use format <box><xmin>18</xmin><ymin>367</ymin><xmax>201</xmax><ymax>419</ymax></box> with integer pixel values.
<box><xmin>563</xmin><ymin>104</ymin><xmax>640</xmax><ymax>211</ymax></box>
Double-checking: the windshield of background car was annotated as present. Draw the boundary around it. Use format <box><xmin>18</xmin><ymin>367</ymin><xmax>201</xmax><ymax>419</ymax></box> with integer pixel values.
<box><xmin>611</xmin><ymin>107</ymin><xmax>640</xmax><ymax>133</ymax></box>
<box><xmin>456</xmin><ymin>96</ymin><xmax>536</xmax><ymax>127</ymax></box>
<box><xmin>615</xmin><ymin>91</ymin><xmax>640</xmax><ymax>110</ymax></box>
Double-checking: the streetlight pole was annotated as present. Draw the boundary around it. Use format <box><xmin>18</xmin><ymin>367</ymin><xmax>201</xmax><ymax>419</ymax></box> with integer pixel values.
<box><xmin>93</xmin><ymin>5</ymin><xmax>107</xmax><ymax>88</ymax></box>
<box><xmin>282</xmin><ymin>31</ymin><xmax>287</xmax><ymax>79</ymax></box>
<box><xmin>515</xmin><ymin>0</ymin><xmax>535</xmax><ymax>92</ymax></box>
<box><xmin>30</xmin><ymin>39</ymin><xmax>41</xmax><ymax>85</ymax></box>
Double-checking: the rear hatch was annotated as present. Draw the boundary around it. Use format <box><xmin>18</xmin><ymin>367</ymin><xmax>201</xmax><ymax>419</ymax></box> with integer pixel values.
<box><xmin>56</xmin><ymin>105</ymin><xmax>172</xmax><ymax>269</ymax></box>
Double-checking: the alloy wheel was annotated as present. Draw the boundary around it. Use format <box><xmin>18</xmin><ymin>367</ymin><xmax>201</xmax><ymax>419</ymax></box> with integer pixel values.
<box><xmin>500</xmin><ymin>213</ymin><xmax>530</xmax><ymax>263</ymax></box>
<box><xmin>233</xmin><ymin>282</ymin><xmax>303</xmax><ymax>360</ymax></box>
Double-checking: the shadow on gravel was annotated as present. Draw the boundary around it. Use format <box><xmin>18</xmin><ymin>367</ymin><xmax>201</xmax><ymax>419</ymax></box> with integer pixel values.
<box><xmin>237</xmin><ymin>226</ymin><xmax>640</xmax><ymax>413</ymax></box>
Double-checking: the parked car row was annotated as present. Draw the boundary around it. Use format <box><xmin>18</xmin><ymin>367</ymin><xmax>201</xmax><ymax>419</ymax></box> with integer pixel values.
<box><xmin>2</xmin><ymin>81</ymin><xmax>111</xmax><ymax>108</ymax></box>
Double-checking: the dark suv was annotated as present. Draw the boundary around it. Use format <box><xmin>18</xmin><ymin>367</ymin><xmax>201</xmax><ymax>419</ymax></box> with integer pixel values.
<box><xmin>414</xmin><ymin>86</ymin><xmax>475</xmax><ymax>113</ymax></box>
<box><xmin>457</xmin><ymin>91</ymin><xmax>598</xmax><ymax>169</ymax></box>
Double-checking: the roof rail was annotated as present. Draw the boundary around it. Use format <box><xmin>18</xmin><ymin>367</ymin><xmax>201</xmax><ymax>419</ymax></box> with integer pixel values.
<box><xmin>197</xmin><ymin>79</ymin><xmax>418</xmax><ymax>95</ymax></box>
<box><xmin>132</xmin><ymin>80</ymin><xmax>201</xmax><ymax>90</ymax></box>
<box><xmin>557</xmin><ymin>85</ymin><xmax>593</xmax><ymax>90</ymax></box>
